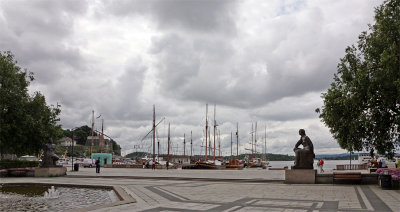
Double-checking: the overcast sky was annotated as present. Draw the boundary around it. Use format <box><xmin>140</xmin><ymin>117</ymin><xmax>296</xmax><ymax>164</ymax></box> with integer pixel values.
<box><xmin>0</xmin><ymin>0</ymin><xmax>384</xmax><ymax>156</ymax></box>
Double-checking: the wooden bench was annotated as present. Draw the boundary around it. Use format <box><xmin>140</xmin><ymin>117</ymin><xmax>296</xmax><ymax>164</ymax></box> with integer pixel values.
<box><xmin>333</xmin><ymin>172</ymin><xmax>362</xmax><ymax>184</ymax></box>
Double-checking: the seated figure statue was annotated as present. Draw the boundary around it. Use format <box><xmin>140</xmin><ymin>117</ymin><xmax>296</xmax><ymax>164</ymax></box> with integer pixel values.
<box><xmin>292</xmin><ymin>129</ymin><xmax>315</xmax><ymax>169</ymax></box>
<box><xmin>41</xmin><ymin>138</ymin><xmax>60</xmax><ymax>167</ymax></box>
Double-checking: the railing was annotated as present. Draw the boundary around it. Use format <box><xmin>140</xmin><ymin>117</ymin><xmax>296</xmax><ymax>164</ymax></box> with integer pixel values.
<box><xmin>336</xmin><ymin>164</ymin><xmax>368</xmax><ymax>170</ymax></box>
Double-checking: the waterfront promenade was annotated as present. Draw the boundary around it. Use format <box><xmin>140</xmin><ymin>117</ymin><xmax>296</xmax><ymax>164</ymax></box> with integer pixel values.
<box><xmin>67</xmin><ymin>168</ymin><xmax>286</xmax><ymax>182</ymax></box>
<box><xmin>2</xmin><ymin>168</ymin><xmax>399</xmax><ymax>211</ymax></box>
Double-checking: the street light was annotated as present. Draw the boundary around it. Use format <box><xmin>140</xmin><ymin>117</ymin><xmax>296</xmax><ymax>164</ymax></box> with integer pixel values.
<box><xmin>71</xmin><ymin>127</ymin><xmax>78</xmax><ymax>171</ymax></box>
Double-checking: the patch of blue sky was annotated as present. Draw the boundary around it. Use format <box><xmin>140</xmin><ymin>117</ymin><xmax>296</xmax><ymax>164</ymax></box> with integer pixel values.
<box><xmin>277</xmin><ymin>0</ymin><xmax>306</xmax><ymax>16</ymax></box>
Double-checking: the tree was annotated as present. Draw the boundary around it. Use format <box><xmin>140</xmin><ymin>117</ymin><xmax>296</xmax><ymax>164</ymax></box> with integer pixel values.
<box><xmin>317</xmin><ymin>0</ymin><xmax>400</xmax><ymax>157</ymax></box>
<box><xmin>63</xmin><ymin>125</ymin><xmax>94</xmax><ymax>145</ymax></box>
<box><xmin>0</xmin><ymin>51</ymin><xmax>61</xmax><ymax>157</ymax></box>
<box><xmin>111</xmin><ymin>139</ymin><xmax>121</xmax><ymax>156</ymax></box>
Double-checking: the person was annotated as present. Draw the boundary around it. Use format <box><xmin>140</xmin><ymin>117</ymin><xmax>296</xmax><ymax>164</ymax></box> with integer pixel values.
<box><xmin>381</xmin><ymin>159</ymin><xmax>387</xmax><ymax>168</ymax></box>
<box><xmin>319</xmin><ymin>159</ymin><xmax>324</xmax><ymax>173</ymax></box>
<box><xmin>152</xmin><ymin>160</ymin><xmax>156</xmax><ymax>170</ymax></box>
<box><xmin>166</xmin><ymin>161</ymin><xmax>169</xmax><ymax>170</ymax></box>
<box><xmin>95</xmin><ymin>158</ymin><xmax>100</xmax><ymax>173</ymax></box>
<box><xmin>293</xmin><ymin>129</ymin><xmax>315</xmax><ymax>169</ymax></box>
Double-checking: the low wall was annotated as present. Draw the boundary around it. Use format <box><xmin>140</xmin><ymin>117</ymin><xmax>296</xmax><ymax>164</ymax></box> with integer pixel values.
<box><xmin>315</xmin><ymin>173</ymin><xmax>378</xmax><ymax>184</ymax></box>
<box><xmin>34</xmin><ymin>167</ymin><xmax>67</xmax><ymax>177</ymax></box>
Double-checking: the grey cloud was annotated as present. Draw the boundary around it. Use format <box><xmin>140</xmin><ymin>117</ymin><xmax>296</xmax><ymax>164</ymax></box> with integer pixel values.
<box><xmin>149</xmin><ymin>0</ymin><xmax>381</xmax><ymax>110</ymax></box>
<box><xmin>152</xmin><ymin>0</ymin><xmax>237</xmax><ymax>34</ymax></box>
<box><xmin>0</xmin><ymin>0</ymin><xmax>383</xmax><ymax>156</ymax></box>
<box><xmin>250</xmin><ymin>92</ymin><xmax>323</xmax><ymax>122</ymax></box>
<box><xmin>105</xmin><ymin>0</ymin><xmax>237</xmax><ymax>34</ymax></box>
<box><xmin>0</xmin><ymin>0</ymin><xmax>89</xmax><ymax>84</ymax></box>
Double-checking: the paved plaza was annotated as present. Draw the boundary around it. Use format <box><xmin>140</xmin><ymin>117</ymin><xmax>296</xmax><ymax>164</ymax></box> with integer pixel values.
<box><xmin>67</xmin><ymin>167</ymin><xmax>286</xmax><ymax>181</ymax></box>
<box><xmin>1</xmin><ymin>168</ymin><xmax>399</xmax><ymax>211</ymax></box>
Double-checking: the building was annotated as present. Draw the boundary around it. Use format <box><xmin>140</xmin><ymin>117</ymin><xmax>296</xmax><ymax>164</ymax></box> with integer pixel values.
<box><xmin>58</xmin><ymin>137</ymin><xmax>77</xmax><ymax>147</ymax></box>
<box><xmin>85</xmin><ymin>135</ymin><xmax>111</xmax><ymax>153</ymax></box>
<box><xmin>168</xmin><ymin>155</ymin><xmax>191</xmax><ymax>164</ymax></box>
<box><xmin>92</xmin><ymin>153</ymin><xmax>112</xmax><ymax>167</ymax></box>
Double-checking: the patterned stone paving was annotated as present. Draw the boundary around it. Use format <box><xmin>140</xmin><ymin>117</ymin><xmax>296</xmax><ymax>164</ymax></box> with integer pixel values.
<box><xmin>2</xmin><ymin>176</ymin><xmax>399</xmax><ymax>211</ymax></box>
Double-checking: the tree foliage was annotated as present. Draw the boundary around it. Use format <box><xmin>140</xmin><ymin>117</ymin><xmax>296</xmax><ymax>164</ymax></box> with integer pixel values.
<box><xmin>63</xmin><ymin>125</ymin><xmax>95</xmax><ymax>145</ymax></box>
<box><xmin>61</xmin><ymin>125</ymin><xmax>121</xmax><ymax>156</ymax></box>
<box><xmin>0</xmin><ymin>51</ymin><xmax>61</xmax><ymax>157</ymax></box>
<box><xmin>317</xmin><ymin>0</ymin><xmax>400</xmax><ymax>157</ymax></box>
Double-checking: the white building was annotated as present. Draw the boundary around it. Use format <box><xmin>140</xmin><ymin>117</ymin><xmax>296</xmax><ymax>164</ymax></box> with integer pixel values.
<box><xmin>58</xmin><ymin>137</ymin><xmax>77</xmax><ymax>147</ymax></box>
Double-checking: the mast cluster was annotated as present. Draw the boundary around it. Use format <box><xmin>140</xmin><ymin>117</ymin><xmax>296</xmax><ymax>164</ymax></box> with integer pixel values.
<box><xmin>140</xmin><ymin>104</ymin><xmax>268</xmax><ymax>165</ymax></box>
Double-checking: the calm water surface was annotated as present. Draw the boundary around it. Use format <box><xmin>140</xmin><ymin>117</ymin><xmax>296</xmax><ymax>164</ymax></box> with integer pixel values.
<box><xmin>269</xmin><ymin>160</ymin><xmax>359</xmax><ymax>170</ymax></box>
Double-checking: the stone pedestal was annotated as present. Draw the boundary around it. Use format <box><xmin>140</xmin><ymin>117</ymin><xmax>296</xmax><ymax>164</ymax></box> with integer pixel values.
<box><xmin>34</xmin><ymin>167</ymin><xmax>67</xmax><ymax>177</ymax></box>
<box><xmin>285</xmin><ymin>169</ymin><xmax>316</xmax><ymax>184</ymax></box>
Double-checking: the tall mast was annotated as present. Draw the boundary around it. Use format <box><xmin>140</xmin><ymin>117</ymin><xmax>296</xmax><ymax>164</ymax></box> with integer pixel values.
<box><xmin>91</xmin><ymin>110</ymin><xmax>94</xmax><ymax>154</ymax></box>
<box><xmin>205</xmin><ymin>104</ymin><xmax>208</xmax><ymax>161</ymax></box>
<box><xmin>231</xmin><ymin>132</ymin><xmax>233</xmax><ymax>161</ymax></box>
<box><xmin>251</xmin><ymin>123</ymin><xmax>254</xmax><ymax>161</ymax></box>
<box><xmin>190</xmin><ymin>131</ymin><xmax>193</xmax><ymax>158</ymax></box>
<box><xmin>183</xmin><ymin>133</ymin><xmax>186</xmax><ymax>157</ymax></box>
<box><xmin>255</xmin><ymin>122</ymin><xmax>257</xmax><ymax>159</ymax></box>
<box><xmin>236</xmin><ymin>123</ymin><xmax>239</xmax><ymax>160</ymax></box>
<box><xmin>213</xmin><ymin>104</ymin><xmax>216</xmax><ymax>161</ymax></box>
<box><xmin>168</xmin><ymin>123</ymin><xmax>170</xmax><ymax>162</ymax></box>
<box><xmin>218</xmin><ymin>130</ymin><xmax>221</xmax><ymax>157</ymax></box>
<box><xmin>100</xmin><ymin>118</ymin><xmax>104</xmax><ymax>153</ymax></box>
<box><xmin>153</xmin><ymin>105</ymin><xmax>156</xmax><ymax>163</ymax></box>
<box><xmin>209</xmin><ymin>126</ymin><xmax>211</xmax><ymax>156</ymax></box>
<box><xmin>264</xmin><ymin>125</ymin><xmax>267</xmax><ymax>161</ymax></box>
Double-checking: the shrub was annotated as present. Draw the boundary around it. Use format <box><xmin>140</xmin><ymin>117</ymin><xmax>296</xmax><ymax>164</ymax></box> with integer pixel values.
<box><xmin>0</xmin><ymin>160</ymin><xmax>39</xmax><ymax>169</ymax></box>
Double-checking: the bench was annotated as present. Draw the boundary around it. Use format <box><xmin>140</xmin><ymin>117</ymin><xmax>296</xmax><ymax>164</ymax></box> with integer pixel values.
<box><xmin>333</xmin><ymin>172</ymin><xmax>362</xmax><ymax>184</ymax></box>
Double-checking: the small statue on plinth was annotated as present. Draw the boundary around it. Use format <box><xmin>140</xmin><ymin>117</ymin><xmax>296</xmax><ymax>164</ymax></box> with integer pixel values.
<box><xmin>41</xmin><ymin>138</ymin><xmax>60</xmax><ymax>168</ymax></box>
<box><xmin>292</xmin><ymin>129</ymin><xmax>315</xmax><ymax>169</ymax></box>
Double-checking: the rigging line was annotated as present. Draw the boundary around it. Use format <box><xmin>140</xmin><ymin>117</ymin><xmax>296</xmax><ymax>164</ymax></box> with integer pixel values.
<box><xmin>140</xmin><ymin>117</ymin><xmax>165</xmax><ymax>142</ymax></box>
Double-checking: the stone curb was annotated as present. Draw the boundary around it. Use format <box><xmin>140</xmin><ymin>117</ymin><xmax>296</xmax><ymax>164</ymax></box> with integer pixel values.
<box><xmin>65</xmin><ymin>175</ymin><xmax>284</xmax><ymax>183</ymax></box>
<box><xmin>1</xmin><ymin>182</ymin><xmax>136</xmax><ymax>212</ymax></box>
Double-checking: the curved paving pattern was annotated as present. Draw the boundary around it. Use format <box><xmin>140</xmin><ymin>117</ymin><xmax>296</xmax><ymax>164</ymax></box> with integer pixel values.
<box><xmin>2</xmin><ymin>172</ymin><xmax>399</xmax><ymax>211</ymax></box>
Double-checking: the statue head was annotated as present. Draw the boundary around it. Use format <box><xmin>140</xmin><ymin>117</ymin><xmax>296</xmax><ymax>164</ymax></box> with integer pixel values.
<box><xmin>299</xmin><ymin>129</ymin><xmax>306</xmax><ymax>136</ymax></box>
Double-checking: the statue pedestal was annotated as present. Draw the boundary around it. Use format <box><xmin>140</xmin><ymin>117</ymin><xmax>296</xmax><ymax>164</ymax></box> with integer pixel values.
<box><xmin>285</xmin><ymin>169</ymin><xmax>316</xmax><ymax>184</ymax></box>
<box><xmin>34</xmin><ymin>167</ymin><xmax>67</xmax><ymax>177</ymax></box>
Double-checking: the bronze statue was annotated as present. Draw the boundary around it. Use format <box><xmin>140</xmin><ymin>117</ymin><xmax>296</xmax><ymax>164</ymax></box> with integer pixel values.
<box><xmin>292</xmin><ymin>129</ymin><xmax>315</xmax><ymax>169</ymax></box>
<box><xmin>41</xmin><ymin>138</ymin><xmax>60</xmax><ymax>167</ymax></box>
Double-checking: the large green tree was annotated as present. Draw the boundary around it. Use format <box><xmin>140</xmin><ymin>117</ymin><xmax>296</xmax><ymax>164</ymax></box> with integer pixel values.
<box><xmin>0</xmin><ymin>51</ymin><xmax>61</xmax><ymax>157</ymax></box>
<box><xmin>317</xmin><ymin>0</ymin><xmax>400</xmax><ymax>157</ymax></box>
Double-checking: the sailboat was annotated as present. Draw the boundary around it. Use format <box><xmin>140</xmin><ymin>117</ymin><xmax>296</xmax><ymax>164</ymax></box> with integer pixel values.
<box><xmin>194</xmin><ymin>104</ymin><xmax>219</xmax><ymax>169</ymax></box>
<box><xmin>247</xmin><ymin>122</ymin><xmax>269</xmax><ymax>168</ymax></box>
<box><xmin>226</xmin><ymin>123</ymin><xmax>244</xmax><ymax>169</ymax></box>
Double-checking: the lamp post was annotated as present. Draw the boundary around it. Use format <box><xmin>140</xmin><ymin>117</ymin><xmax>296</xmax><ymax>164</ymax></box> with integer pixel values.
<box><xmin>71</xmin><ymin>127</ymin><xmax>77</xmax><ymax>171</ymax></box>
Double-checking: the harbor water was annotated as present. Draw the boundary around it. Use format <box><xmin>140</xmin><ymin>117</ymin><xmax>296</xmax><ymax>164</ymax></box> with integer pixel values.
<box><xmin>269</xmin><ymin>160</ymin><xmax>359</xmax><ymax>170</ymax></box>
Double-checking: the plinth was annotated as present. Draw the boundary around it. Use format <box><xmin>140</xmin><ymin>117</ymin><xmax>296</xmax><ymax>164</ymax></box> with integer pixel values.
<box><xmin>34</xmin><ymin>167</ymin><xmax>67</xmax><ymax>177</ymax></box>
<box><xmin>285</xmin><ymin>169</ymin><xmax>316</xmax><ymax>184</ymax></box>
